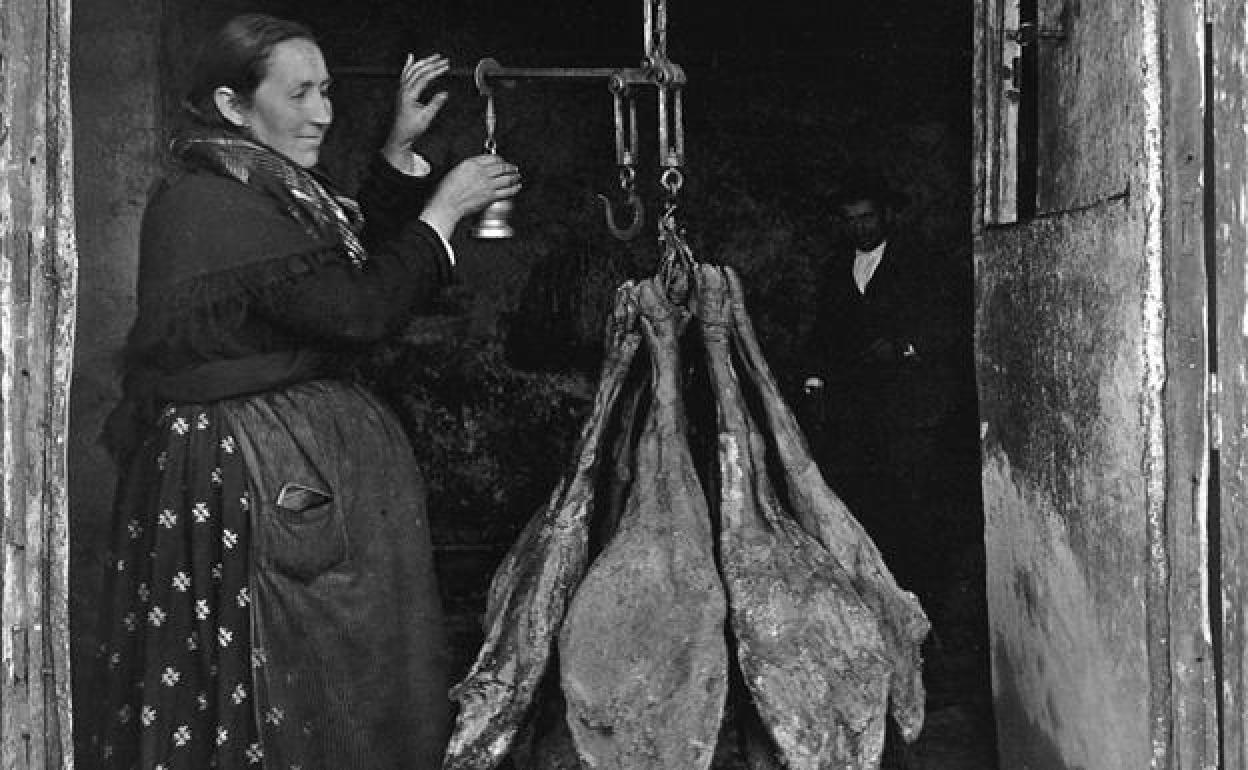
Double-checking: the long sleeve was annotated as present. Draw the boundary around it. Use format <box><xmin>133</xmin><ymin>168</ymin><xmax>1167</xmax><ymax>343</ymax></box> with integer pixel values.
<box><xmin>250</xmin><ymin>153</ymin><xmax>456</xmax><ymax>345</ymax></box>
<box><xmin>808</xmin><ymin>252</ymin><xmax>862</xmax><ymax>382</ymax></box>
<box><xmin>355</xmin><ymin>152</ymin><xmax>439</xmax><ymax>254</ymax></box>
<box><xmin>109</xmin><ymin>152</ymin><xmax>458</xmax><ymax>463</ymax></box>
<box><xmin>252</xmin><ymin>220</ymin><xmax>453</xmax><ymax>346</ymax></box>
<box><xmin>126</xmin><ymin>163</ymin><xmax>454</xmax><ymax>373</ymax></box>
<box><xmin>883</xmin><ymin>240</ymin><xmax>963</xmax><ymax>362</ymax></box>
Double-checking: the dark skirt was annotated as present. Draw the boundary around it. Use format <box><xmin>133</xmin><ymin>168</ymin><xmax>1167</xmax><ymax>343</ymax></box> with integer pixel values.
<box><xmin>100</xmin><ymin>380</ymin><xmax>450</xmax><ymax>769</ymax></box>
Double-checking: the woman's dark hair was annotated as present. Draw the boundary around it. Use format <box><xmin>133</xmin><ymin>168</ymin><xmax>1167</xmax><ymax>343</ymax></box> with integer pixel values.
<box><xmin>183</xmin><ymin>14</ymin><xmax>317</xmax><ymax>129</ymax></box>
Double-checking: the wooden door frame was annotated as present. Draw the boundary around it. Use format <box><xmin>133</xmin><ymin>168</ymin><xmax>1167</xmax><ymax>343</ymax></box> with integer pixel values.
<box><xmin>1158</xmin><ymin>0</ymin><xmax>1220</xmax><ymax>767</ymax></box>
<box><xmin>0</xmin><ymin>0</ymin><xmax>76</xmax><ymax>767</ymax></box>
<box><xmin>974</xmin><ymin>0</ymin><xmax>1217</xmax><ymax>765</ymax></box>
<box><xmin>1210</xmin><ymin>0</ymin><xmax>1248</xmax><ymax>767</ymax></box>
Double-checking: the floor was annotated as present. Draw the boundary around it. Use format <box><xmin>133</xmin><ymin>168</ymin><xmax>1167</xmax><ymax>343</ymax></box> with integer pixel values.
<box><xmin>888</xmin><ymin>555</ymin><xmax>998</xmax><ymax>770</ymax></box>
<box><xmin>890</xmin><ymin>634</ymin><xmax>998</xmax><ymax>770</ymax></box>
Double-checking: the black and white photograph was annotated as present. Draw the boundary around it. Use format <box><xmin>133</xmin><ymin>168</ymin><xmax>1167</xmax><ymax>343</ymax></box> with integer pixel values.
<box><xmin>1</xmin><ymin>1</ymin><xmax>1242</xmax><ymax>769</ymax></box>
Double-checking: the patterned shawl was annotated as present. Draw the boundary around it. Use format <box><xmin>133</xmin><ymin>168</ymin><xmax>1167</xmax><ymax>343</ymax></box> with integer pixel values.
<box><xmin>170</xmin><ymin>132</ymin><xmax>369</xmax><ymax>269</ymax></box>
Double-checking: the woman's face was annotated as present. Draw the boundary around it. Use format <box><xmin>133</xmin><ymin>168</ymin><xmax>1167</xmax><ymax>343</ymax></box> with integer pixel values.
<box><xmin>239</xmin><ymin>38</ymin><xmax>332</xmax><ymax>168</ymax></box>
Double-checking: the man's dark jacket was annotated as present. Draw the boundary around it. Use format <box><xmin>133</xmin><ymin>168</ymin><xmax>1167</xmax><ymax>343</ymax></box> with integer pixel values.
<box><xmin>810</xmin><ymin>232</ymin><xmax>968</xmax><ymax>437</ymax></box>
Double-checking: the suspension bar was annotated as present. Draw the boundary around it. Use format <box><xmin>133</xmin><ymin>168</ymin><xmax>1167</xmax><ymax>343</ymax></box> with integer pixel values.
<box><xmin>470</xmin><ymin>59</ymin><xmax>685</xmax><ymax>88</ymax></box>
<box><xmin>332</xmin><ymin>62</ymin><xmax>685</xmax><ymax>88</ymax></box>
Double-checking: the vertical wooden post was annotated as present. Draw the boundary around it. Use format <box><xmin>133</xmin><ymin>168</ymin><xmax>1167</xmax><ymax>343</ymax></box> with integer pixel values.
<box><xmin>975</xmin><ymin>0</ymin><xmax>1022</xmax><ymax>226</ymax></box>
<box><xmin>0</xmin><ymin>0</ymin><xmax>76</xmax><ymax>767</ymax></box>
<box><xmin>1211</xmin><ymin>0</ymin><xmax>1248</xmax><ymax>767</ymax></box>
<box><xmin>1159</xmin><ymin>0</ymin><xmax>1219</xmax><ymax>767</ymax></box>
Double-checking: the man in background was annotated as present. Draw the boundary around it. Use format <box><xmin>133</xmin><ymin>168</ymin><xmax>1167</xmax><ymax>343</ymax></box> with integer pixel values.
<box><xmin>803</xmin><ymin>169</ymin><xmax>977</xmax><ymax>608</ymax></box>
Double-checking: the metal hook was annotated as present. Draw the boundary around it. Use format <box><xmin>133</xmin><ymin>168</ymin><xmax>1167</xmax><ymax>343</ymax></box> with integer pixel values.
<box><xmin>597</xmin><ymin>189</ymin><xmax>645</xmax><ymax>241</ymax></box>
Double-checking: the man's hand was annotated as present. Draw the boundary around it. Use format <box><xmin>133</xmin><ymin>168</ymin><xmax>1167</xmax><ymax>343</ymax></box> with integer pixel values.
<box><xmin>863</xmin><ymin>337</ymin><xmax>919</xmax><ymax>364</ymax></box>
<box><xmin>384</xmin><ymin>53</ymin><xmax>450</xmax><ymax>157</ymax></box>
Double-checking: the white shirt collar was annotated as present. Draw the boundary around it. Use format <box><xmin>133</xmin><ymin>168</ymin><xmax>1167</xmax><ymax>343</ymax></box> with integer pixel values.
<box><xmin>852</xmin><ymin>240</ymin><xmax>887</xmax><ymax>294</ymax></box>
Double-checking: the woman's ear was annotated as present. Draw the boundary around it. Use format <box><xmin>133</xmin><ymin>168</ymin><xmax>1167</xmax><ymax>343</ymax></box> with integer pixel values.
<box><xmin>212</xmin><ymin>87</ymin><xmax>248</xmax><ymax>129</ymax></box>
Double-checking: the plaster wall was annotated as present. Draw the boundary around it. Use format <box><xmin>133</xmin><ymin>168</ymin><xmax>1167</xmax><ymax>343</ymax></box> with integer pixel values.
<box><xmin>67</xmin><ymin>0</ymin><xmax>162</xmax><ymax>734</ymax></box>
<box><xmin>1035</xmin><ymin>0</ymin><xmax>1138</xmax><ymax>213</ymax></box>
<box><xmin>977</xmin><ymin>202</ymin><xmax>1154</xmax><ymax>770</ymax></box>
<box><xmin>68</xmin><ymin>0</ymin><xmax>161</xmax><ymax>500</ymax></box>
<box><xmin>974</xmin><ymin>1</ymin><xmax>1160</xmax><ymax>767</ymax></box>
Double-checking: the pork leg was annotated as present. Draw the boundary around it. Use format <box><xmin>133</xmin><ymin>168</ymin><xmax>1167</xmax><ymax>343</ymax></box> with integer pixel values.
<box><xmin>444</xmin><ymin>283</ymin><xmax>643</xmax><ymax>770</ymax></box>
<box><xmin>558</xmin><ymin>276</ymin><xmax>728</xmax><ymax>770</ymax></box>
<box><xmin>723</xmin><ymin>267</ymin><xmax>930</xmax><ymax>741</ymax></box>
<box><xmin>590</xmin><ymin>365</ymin><xmax>648</xmax><ymax>558</ymax></box>
<box><xmin>697</xmin><ymin>265</ymin><xmax>891</xmax><ymax>769</ymax></box>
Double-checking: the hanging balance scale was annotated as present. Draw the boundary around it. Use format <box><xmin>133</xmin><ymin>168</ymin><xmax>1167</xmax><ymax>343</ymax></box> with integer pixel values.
<box><xmin>466</xmin><ymin>0</ymin><xmax>687</xmax><ymax>245</ymax></box>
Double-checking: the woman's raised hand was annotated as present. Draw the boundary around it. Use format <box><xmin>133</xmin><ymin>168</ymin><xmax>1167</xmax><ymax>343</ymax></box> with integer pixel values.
<box><xmin>384</xmin><ymin>53</ymin><xmax>450</xmax><ymax>155</ymax></box>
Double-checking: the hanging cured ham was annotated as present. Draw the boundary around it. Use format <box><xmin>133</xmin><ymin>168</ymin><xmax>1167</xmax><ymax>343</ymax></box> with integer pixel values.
<box><xmin>697</xmin><ymin>264</ymin><xmax>892</xmax><ymax>768</ymax></box>
<box><xmin>443</xmin><ymin>242</ymin><xmax>929</xmax><ymax>770</ymax></box>
<box><xmin>722</xmin><ymin>268</ymin><xmax>930</xmax><ymax>740</ymax></box>
<box><xmin>444</xmin><ymin>284</ymin><xmax>644</xmax><ymax>770</ymax></box>
<box><xmin>558</xmin><ymin>276</ymin><xmax>728</xmax><ymax>769</ymax></box>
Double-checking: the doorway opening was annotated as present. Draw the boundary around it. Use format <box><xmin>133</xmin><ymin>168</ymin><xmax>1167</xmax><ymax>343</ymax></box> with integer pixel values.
<box><xmin>67</xmin><ymin>2</ymin><xmax>992</xmax><ymax>767</ymax></box>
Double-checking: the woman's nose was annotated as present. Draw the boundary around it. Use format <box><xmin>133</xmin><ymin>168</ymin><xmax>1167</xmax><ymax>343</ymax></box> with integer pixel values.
<box><xmin>310</xmin><ymin>94</ymin><xmax>333</xmax><ymax>126</ymax></box>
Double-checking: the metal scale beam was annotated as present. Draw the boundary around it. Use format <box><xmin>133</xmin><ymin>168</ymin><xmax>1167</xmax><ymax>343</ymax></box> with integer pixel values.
<box><xmin>336</xmin><ymin>0</ymin><xmax>686</xmax><ymax>240</ymax></box>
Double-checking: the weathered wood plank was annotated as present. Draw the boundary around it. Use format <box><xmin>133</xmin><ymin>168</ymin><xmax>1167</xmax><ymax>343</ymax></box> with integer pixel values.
<box><xmin>1</xmin><ymin>1</ymin><xmax>41</xmax><ymax>765</ymax></box>
<box><xmin>0</xmin><ymin>0</ymin><xmax>75</xmax><ymax>767</ymax></box>
<box><xmin>1211</xmin><ymin>0</ymin><xmax>1248</xmax><ymax>768</ymax></box>
<box><xmin>1159</xmin><ymin>1</ymin><xmax>1218</xmax><ymax>768</ymax></box>
<box><xmin>975</xmin><ymin>0</ymin><xmax>1021</xmax><ymax>225</ymax></box>
<box><xmin>46</xmin><ymin>1</ymin><xmax>75</xmax><ymax>764</ymax></box>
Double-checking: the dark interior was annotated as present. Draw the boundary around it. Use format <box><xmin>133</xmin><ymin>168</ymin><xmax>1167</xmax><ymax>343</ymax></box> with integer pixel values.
<box><xmin>72</xmin><ymin>2</ymin><xmax>993</xmax><ymax>767</ymax></box>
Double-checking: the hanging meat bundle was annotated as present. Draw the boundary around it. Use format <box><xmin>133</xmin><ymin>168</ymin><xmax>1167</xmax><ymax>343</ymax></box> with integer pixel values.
<box><xmin>558</xmin><ymin>276</ymin><xmax>728</xmax><ymax>770</ymax></box>
<box><xmin>444</xmin><ymin>251</ymin><xmax>930</xmax><ymax>770</ymax></box>
<box><xmin>698</xmin><ymin>265</ymin><xmax>892</xmax><ymax>768</ymax></box>
<box><xmin>443</xmin><ymin>283</ymin><xmax>644</xmax><ymax>769</ymax></box>
<box><xmin>722</xmin><ymin>268</ymin><xmax>930</xmax><ymax>741</ymax></box>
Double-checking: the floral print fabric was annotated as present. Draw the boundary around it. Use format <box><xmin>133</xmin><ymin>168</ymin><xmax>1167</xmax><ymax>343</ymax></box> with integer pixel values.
<box><xmin>100</xmin><ymin>405</ymin><xmax>265</xmax><ymax>769</ymax></box>
<box><xmin>98</xmin><ymin>380</ymin><xmax>451</xmax><ymax>769</ymax></box>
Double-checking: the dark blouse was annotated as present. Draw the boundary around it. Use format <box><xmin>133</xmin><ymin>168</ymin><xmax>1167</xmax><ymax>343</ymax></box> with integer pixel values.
<box><xmin>106</xmin><ymin>154</ymin><xmax>454</xmax><ymax>459</ymax></box>
<box><xmin>125</xmin><ymin>153</ymin><xmax>453</xmax><ymax>376</ymax></box>
<box><xmin>100</xmin><ymin>155</ymin><xmax>459</xmax><ymax>767</ymax></box>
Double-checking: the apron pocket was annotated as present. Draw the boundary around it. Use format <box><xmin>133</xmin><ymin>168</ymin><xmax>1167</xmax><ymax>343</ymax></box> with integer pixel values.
<box><xmin>265</xmin><ymin>481</ymin><xmax>348</xmax><ymax>581</ymax></box>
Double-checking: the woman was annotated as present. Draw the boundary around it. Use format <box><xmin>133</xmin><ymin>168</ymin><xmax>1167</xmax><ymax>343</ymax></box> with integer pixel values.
<box><xmin>97</xmin><ymin>13</ymin><xmax>521</xmax><ymax>769</ymax></box>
